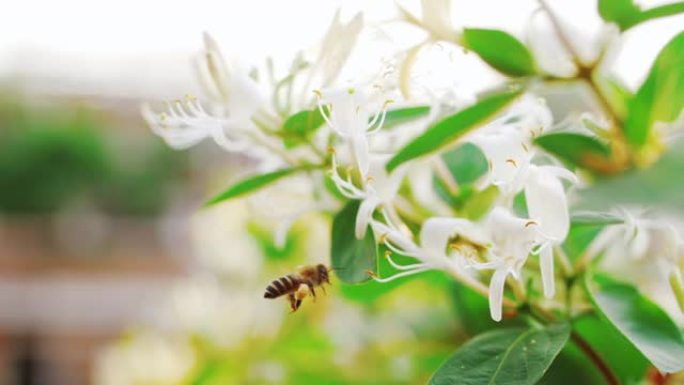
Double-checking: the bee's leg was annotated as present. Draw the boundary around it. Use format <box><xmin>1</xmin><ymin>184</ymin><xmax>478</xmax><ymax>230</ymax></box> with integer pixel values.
<box><xmin>287</xmin><ymin>293</ymin><xmax>298</xmax><ymax>312</ymax></box>
<box><xmin>307</xmin><ymin>283</ymin><xmax>317</xmax><ymax>301</ymax></box>
<box><xmin>321</xmin><ymin>285</ymin><xmax>327</xmax><ymax>295</ymax></box>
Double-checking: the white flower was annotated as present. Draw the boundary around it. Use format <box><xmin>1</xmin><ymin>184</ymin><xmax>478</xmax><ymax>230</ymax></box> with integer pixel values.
<box><xmin>317</xmin><ymin>88</ymin><xmax>389</xmax><ymax>177</ymax></box>
<box><xmin>314</xmin><ymin>11</ymin><xmax>364</xmax><ymax>87</ymax></box>
<box><xmin>478</xmin><ymin>207</ymin><xmax>540</xmax><ymax>321</ymax></box>
<box><xmin>142</xmin><ymin>96</ymin><xmax>249</xmax><ymax>151</ymax></box>
<box><xmin>420</xmin><ymin>0</ymin><xmax>457</xmax><ymax>42</ymax></box>
<box><xmin>398</xmin><ymin>0</ymin><xmax>458</xmax><ymax>42</ymax></box>
<box><xmin>331</xmin><ymin>154</ymin><xmax>406</xmax><ymax>239</ymax></box>
<box><xmin>370</xmin><ymin>216</ymin><xmax>486</xmax><ymax>280</ymax></box>
<box><xmin>144</xmin><ymin>34</ymin><xmax>266</xmax><ymax>153</ymax></box>
<box><xmin>594</xmin><ymin>212</ymin><xmax>684</xmax><ymax>316</ymax></box>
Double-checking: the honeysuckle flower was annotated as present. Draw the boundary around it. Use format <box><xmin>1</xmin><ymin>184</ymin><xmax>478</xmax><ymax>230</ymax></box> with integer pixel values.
<box><xmin>142</xmin><ymin>96</ymin><xmax>249</xmax><ymax>152</ymax></box>
<box><xmin>595</xmin><ymin>212</ymin><xmax>684</xmax><ymax>271</ymax></box>
<box><xmin>398</xmin><ymin>0</ymin><xmax>458</xmax><ymax>43</ymax></box>
<box><xmin>330</xmin><ymin>153</ymin><xmax>407</xmax><ymax>239</ymax></box>
<box><xmin>317</xmin><ymin>87</ymin><xmax>391</xmax><ymax>177</ymax></box>
<box><xmin>476</xmin><ymin>207</ymin><xmax>541</xmax><ymax>321</ymax></box>
<box><xmin>314</xmin><ymin>11</ymin><xmax>364</xmax><ymax>88</ymax></box>
<box><xmin>369</xmin><ymin>216</ymin><xmax>488</xmax><ymax>280</ymax></box>
<box><xmin>195</xmin><ymin>32</ymin><xmax>265</xmax><ymax>115</ymax></box>
<box><xmin>593</xmin><ymin>211</ymin><xmax>684</xmax><ymax>314</ymax></box>
<box><xmin>144</xmin><ymin>33</ymin><xmax>275</xmax><ymax>156</ymax></box>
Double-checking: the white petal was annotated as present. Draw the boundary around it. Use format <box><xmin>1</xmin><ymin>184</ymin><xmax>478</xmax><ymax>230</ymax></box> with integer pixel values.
<box><xmin>420</xmin><ymin>217</ymin><xmax>487</xmax><ymax>258</ymax></box>
<box><xmin>470</xmin><ymin>127</ymin><xmax>530</xmax><ymax>190</ymax></box>
<box><xmin>318</xmin><ymin>12</ymin><xmax>364</xmax><ymax>87</ymax></box>
<box><xmin>228</xmin><ymin>72</ymin><xmax>263</xmax><ymax>120</ymax></box>
<box><xmin>508</xmin><ymin>95</ymin><xmax>553</xmax><ymax>136</ymax></box>
<box><xmin>485</xmin><ymin>207</ymin><xmax>537</xmax><ymax>263</ymax></box>
<box><xmin>368</xmin><ymin>155</ymin><xmax>406</xmax><ymax>202</ymax></box>
<box><xmin>421</xmin><ymin>0</ymin><xmax>455</xmax><ymax>41</ymax></box>
<box><xmin>540</xmin><ymin>245</ymin><xmax>555</xmax><ymax>298</ymax></box>
<box><xmin>525</xmin><ymin>166</ymin><xmax>570</xmax><ymax>242</ymax></box>
<box><xmin>489</xmin><ymin>268</ymin><xmax>508</xmax><ymax>322</ymax></box>
<box><xmin>355</xmin><ymin>196</ymin><xmax>380</xmax><ymax>240</ymax></box>
<box><xmin>526</xmin><ymin>11</ymin><xmax>577</xmax><ymax>77</ymax></box>
<box><xmin>350</xmin><ymin>134</ymin><xmax>370</xmax><ymax>178</ymax></box>
<box><xmin>320</xmin><ymin>88</ymin><xmax>369</xmax><ymax>137</ymax></box>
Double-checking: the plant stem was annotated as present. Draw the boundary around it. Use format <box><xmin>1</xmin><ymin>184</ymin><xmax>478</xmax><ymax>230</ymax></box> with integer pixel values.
<box><xmin>570</xmin><ymin>331</ymin><xmax>621</xmax><ymax>385</ymax></box>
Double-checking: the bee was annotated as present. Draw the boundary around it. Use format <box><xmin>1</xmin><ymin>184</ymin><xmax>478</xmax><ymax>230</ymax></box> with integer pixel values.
<box><xmin>263</xmin><ymin>264</ymin><xmax>332</xmax><ymax>312</ymax></box>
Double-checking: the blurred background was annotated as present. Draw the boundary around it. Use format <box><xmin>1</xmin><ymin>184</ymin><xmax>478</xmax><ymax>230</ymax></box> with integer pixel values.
<box><xmin>0</xmin><ymin>1</ymin><xmax>682</xmax><ymax>384</ymax></box>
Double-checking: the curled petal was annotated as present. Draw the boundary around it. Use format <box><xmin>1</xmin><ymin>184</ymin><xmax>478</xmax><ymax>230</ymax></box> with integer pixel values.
<box><xmin>525</xmin><ymin>166</ymin><xmax>570</xmax><ymax>242</ymax></box>
<box><xmin>355</xmin><ymin>196</ymin><xmax>380</xmax><ymax>240</ymax></box>
<box><xmin>540</xmin><ymin>245</ymin><xmax>555</xmax><ymax>298</ymax></box>
<box><xmin>489</xmin><ymin>269</ymin><xmax>509</xmax><ymax>322</ymax></box>
<box><xmin>420</xmin><ymin>217</ymin><xmax>488</xmax><ymax>259</ymax></box>
<box><xmin>350</xmin><ymin>134</ymin><xmax>370</xmax><ymax>178</ymax></box>
<box><xmin>317</xmin><ymin>11</ymin><xmax>364</xmax><ymax>87</ymax></box>
<box><xmin>368</xmin><ymin>155</ymin><xmax>406</xmax><ymax>202</ymax></box>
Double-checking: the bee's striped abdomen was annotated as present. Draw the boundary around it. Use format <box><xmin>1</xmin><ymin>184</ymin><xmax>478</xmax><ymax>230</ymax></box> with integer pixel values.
<box><xmin>264</xmin><ymin>275</ymin><xmax>297</xmax><ymax>299</ymax></box>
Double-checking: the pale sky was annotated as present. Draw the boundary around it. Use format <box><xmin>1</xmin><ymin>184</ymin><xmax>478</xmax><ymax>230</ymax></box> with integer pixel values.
<box><xmin>0</xmin><ymin>0</ymin><xmax>681</xmax><ymax>98</ymax></box>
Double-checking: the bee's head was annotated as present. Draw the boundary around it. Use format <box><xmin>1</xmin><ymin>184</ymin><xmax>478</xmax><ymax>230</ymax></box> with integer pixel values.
<box><xmin>317</xmin><ymin>264</ymin><xmax>330</xmax><ymax>283</ymax></box>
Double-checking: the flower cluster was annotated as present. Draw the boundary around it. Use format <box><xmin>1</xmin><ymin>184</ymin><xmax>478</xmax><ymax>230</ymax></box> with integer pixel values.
<box><xmin>142</xmin><ymin>1</ymin><xmax>684</xmax><ymax>333</ymax></box>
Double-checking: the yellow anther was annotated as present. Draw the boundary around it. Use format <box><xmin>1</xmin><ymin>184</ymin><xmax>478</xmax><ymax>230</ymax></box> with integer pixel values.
<box><xmin>384</xmin><ymin>250</ymin><xmax>392</xmax><ymax>258</ymax></box>
<box><xmin>506</xmin><ymin>159</ymin><xmax>517</xmax><ymax>167</ymax></box>
<box><xmin>521</xmin><ymin>142</ymin><xmax>529</xmax><ymax>153</ymax></box>
<box><xmin>185</xmin><ymin>94</ymin><xmax>197</xmax><ymax>101</ymax></box>
<box><xmin>366</xmin><ymin>175</ymin><xmax>375</xmax><ymax>183</ymax></box>
<box><xmin>312</xmin><ymin>89</ymin><xmax>322</xmax><ymax>98</ymax></box>
<box><xmin>383</xmin><ymin>99</ymin><xmax>395</xmax><ymax>109</ymax></box>
<box><xmin>347</xmin><ymin>88</ymin><xmax>355</xmax><ymax>95</ymax></box>
<box><xmin>488</xmin><ymin>159</ymin><xmax>493</xmax><ymax>171</ymax></box>
<box><xmin>327</xmin><ymin>146</ymin><xmax>336</xmax><ymax>155</ymax></box>
<box><xmin>525</xmin><ymin>220</ymin><xmax>538</xmax><ymax>228</ymax></box>
<box><xmin>159</xmin><ymin>113</ymin><xmax>167</xmax><ymax>121</ymax></box>
<box><xmin>378</xmin><ymin>233</ymin><xmax>388</xmax><ymax>244</ymax></box>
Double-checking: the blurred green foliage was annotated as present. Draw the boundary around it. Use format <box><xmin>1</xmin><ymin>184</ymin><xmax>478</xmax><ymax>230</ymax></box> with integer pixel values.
<box><xmin>0</xmin><ymin>98</ymin><xmax>187</xmax><ymax>216</ymax></box>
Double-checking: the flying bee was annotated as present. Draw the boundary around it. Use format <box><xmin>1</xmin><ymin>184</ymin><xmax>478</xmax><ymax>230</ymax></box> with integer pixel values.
<box><xmin>263</xmin><ymin>264</ymin><xmax>332</xmax><ymax>312</ymax></box>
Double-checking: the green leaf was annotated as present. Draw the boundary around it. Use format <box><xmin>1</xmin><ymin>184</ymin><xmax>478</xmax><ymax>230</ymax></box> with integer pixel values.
<box><xmin>624</xmin><ymin>31</ymin><xmax>684</xmax><ymax>148</ymax></box>
<box><xmin>448</xmin><ymin>281</ymin><xmax>527</xmax><ymax>336</ymax></box>
<box><xmin>281</xmin><ymin>108</ymin><xmax>326</xmax><ymax>147</ymax></box>
<box><xmin>463</xmin><ymin>28</ymin><xmax>536</xmax><ymax>77</ymax></box>
<box><xmin>387</xmin><ymin>88</ymin><xmax>523</xmax><ymax>172</ymax></box>
<box><xmin>442</xmin><ymin>142</ymin><xmax>488</xmax><ymax>185</ymax></box>
<box><xmin>462</xmin><ymin>185</ymin><xmax>499</xmax><ymax>220</ymax></box>
<box><xmin>572</xmin><ymin>314</ymin><xmax>650</xmax><ymax>384</ymax></box>
<box><xmin>535</xmin><ymin>132</ymin><xmax>613</xmax><ymax>172</ymax></box>
<box><xmin>562</xmin><ymin>224</ymin><xmax>603</xmax><ymax>263</ymax></box>
<box><xmin>598</xmin><ymin>0</ymin><xmax>642</xmax><ymax>29</ymax></box>
<box><xmin>341</xmin><ymin>247</ymin><xmax>450</xmax><ymax>303</ymax></box>
<box><xmin>570</xmin><ymin>211</ymin><xmax>624</xmax><ymax>226</ymax></box>
<box><xmin>330</xmin><ymin>201</ymin><xmax>378</xmax><ymax>284</ymax></box>
<box><xmin>537</xmin><ymin>343</ymin><xmax>607</xmax><ymax>385</ymax></box>
<box><xmin>598</xmin><ymin>0</ymin><xmax>684</xmax><ymax>31</ymax></box>
<box><xmin>205</xmin><ymin>168</ymin><xmax>298</xmax><ymax>206</ymax></box>
<box><xmin>429</xmin><ymin>324</ymin><xmax>570</xmax><ymax>385</ymax></box>
<box><xmin>586</xmin><ymin>273</ymin><xmax>684</xmax><ymax>373</ymax></box>
<box><xmin>375</xmin><ymin>105</ymin><xmax>430</xmax><ymax>129</ymax></box>
<box><xmin>600</xmin><ymin>77</ymin><xmax>633</xmax><ymax>121</ymax></box>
